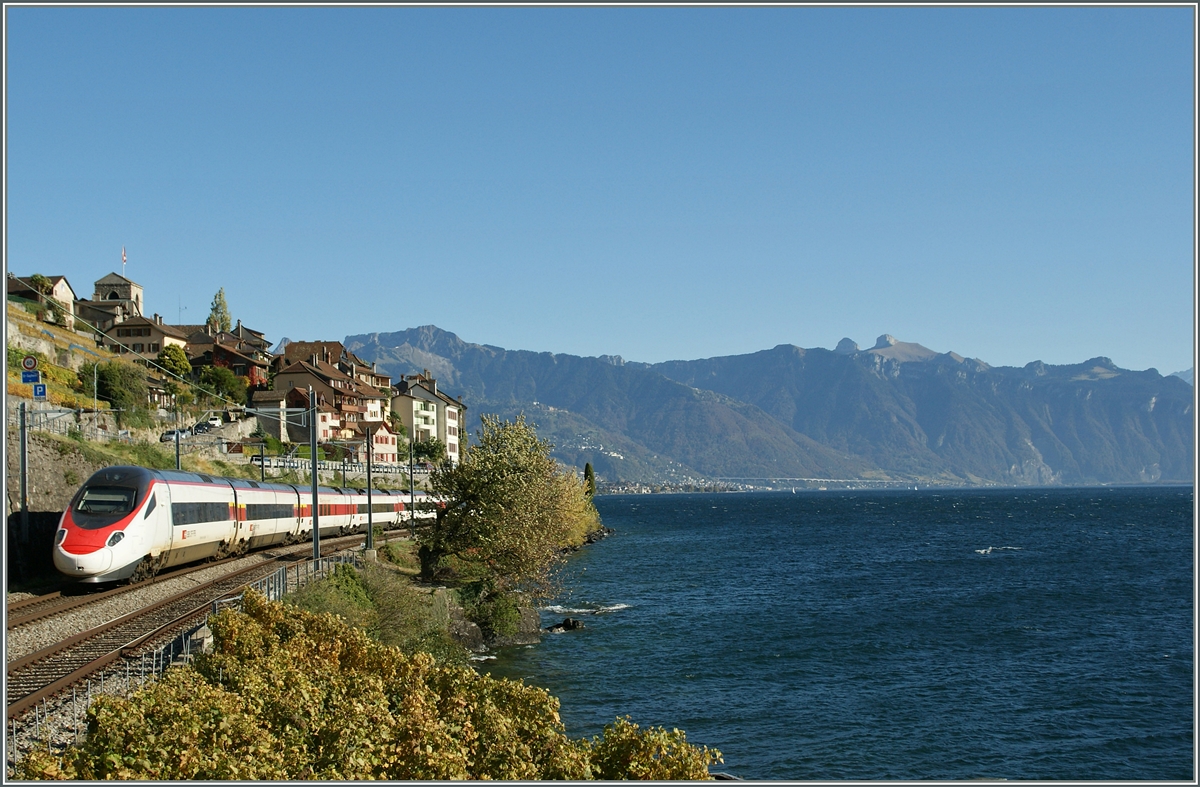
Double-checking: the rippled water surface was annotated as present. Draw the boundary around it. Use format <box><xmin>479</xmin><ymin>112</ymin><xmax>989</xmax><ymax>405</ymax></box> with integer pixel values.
<box><xmin>484</xmin><ymin>487</ymin><xmax>1194</xmax><ymax>780</ymax></box>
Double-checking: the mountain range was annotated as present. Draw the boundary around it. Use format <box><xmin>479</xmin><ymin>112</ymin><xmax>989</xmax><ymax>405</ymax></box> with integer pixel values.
<box><xmin>344</xmin><ymin>327</ymin><xmax>1194</xmax><ymax>487</ymax></box>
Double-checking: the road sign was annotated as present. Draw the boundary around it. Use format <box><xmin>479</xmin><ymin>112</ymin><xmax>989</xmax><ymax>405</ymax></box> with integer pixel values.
<box><xmin>32</xmin><ymin>384</ymin><xmax>47</xmax><ymax>401</ymax></box>
<box><xmin>21</xmin><ymin>371</ymin><xmax>40</xmax><ymax>384</ymax></box>
<box><xmin>21</xmin><ymin>355</ymin><xmax>37</xmax><ymax>371</ymax></box>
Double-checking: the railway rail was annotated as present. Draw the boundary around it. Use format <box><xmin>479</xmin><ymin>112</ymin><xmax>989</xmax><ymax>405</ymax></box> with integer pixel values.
<box><xmin>6</xmin><ymin>533</ymin><xmax>373</xmax><ymax>631</ymax></box>
<box><xmin>6</xmin><ymin>536</ymin><xmax>373</xmax><ymax>722</ymax></box>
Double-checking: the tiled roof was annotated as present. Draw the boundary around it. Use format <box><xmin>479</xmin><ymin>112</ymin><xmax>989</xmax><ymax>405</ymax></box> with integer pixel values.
<box><xmin>112</xmin><ymin>316</ymin><xmax>190</xmax><ymax>340</ymax></box>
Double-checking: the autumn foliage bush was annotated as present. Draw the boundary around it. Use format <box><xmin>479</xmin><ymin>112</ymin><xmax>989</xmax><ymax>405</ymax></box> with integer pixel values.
<box><xmin>15</xmin><ymin>590</ymin><xmax>721</xmax><ymax>780</ymax></box>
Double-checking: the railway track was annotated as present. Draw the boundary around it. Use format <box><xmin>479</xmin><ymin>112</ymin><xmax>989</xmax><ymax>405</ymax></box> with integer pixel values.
<box><xmin>6</xmin><ymin>536</ymin><xmax>372</xmax><ymax>721</ymax></box>
<box><xmin>6</xmin><ymin>534</ymin><xmax>371</xmax><ymax>630</ymax></box>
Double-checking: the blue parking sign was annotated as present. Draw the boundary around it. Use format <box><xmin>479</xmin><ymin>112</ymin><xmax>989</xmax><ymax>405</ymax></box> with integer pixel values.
<box><xmin>32</xmin><ymin>383</ymin><xmax>47</xmax><ymax>401</ymax></box>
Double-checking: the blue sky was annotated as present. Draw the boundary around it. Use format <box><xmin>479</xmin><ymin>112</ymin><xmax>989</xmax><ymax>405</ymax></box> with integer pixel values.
<box><xmin>6</xmin><ymin>7</ymin><xmax>1195</xmax><ymax>374</ymax></box>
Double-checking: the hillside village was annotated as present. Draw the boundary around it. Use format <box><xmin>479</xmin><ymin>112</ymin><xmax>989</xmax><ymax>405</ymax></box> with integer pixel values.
<box><xmin>7</xmin><ymin>270</ymin><xmax>465</xmax><ymax>469</ymax></box>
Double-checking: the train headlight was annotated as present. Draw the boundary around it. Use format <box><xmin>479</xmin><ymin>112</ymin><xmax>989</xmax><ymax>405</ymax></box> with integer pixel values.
<box><xmin>107</xmin><ymin>531</ymin><xmax>125</xmax><ymax>547</ymax></box>
<box><xmin>55</xmin><ymin>529</ymin><xmax>67</xmax><ymax>545</ymax></box>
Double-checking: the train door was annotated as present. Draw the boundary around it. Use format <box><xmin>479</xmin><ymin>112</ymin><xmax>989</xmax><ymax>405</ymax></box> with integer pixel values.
<box><xmin>146</xmin><ymin>480</ymin><xmax>174</xmax><ymax>558</ymax></box>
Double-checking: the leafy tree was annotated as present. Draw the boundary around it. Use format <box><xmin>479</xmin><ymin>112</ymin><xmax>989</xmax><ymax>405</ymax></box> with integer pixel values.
<box><xmin>199</xmin><ymin>364</ymin><xmax>248</xmax><ymax>405</ymax></box>
<box><xmin>155</xmin><ymin>345</ymin><xmax>192</xmax><ymax>397</ymax></box>
<box><xmin>584</xmin><ymin>462</ymin><xmax>596</xmax><ymax>498</ymax></box>
<box><xmin>412</xmin><ymin>436</ymin><xmax>446</xmax><ymax>464</ymax></box>
<box><xmin>27</xmin><ymin>273</ymin><xmax>52</xmax><ymax>295</ymax></box>
<box><xmin>419</xmin><ymin>415</ymin><xmax>599</xmax><ymax>600</ymax></box>
<box><xmin>84</xmin><ymin>361</ymin><xmax>148</xmax><ymax>426</ymax></box>
<box><xmin>207</xmin><ymin>287</ymin><xmax>232</xmax><ymax>334</ymax></box>
<box><xmin>388</xmin><ymin>411</ymin><xmax>407</xmax><ymax>438</ymax></box>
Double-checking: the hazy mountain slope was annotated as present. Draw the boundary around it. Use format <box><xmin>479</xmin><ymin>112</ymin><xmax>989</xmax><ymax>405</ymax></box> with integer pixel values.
<box><xmin>346</xmin><ymin>328</ymin><xmax>869</xmax><ymax>481</ymax></box>
<box><xmin>653</xmin><ymin>344</ymin><xmax>1194</xmax><ymax>485</ymax></box>
<box><xmin>347</xmin><ymin>327</ymin><xmax>1192</xmax><ymax>486</ymax></box>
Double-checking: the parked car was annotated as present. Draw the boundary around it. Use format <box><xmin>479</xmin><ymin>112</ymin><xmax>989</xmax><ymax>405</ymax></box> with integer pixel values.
<box><xmin>192</xmin><ymin>422</ymin><xmax>212</xmax><ymax>434</ymax></box>
<box><xmin>159</xmin><ymin>428</ymin><xmax>191</xmax><ymax>442</ymax></box>
<box><xmin>206</xmin><ymin>416</ymin><xmax>223</xmax><ymax>428</ymax></box>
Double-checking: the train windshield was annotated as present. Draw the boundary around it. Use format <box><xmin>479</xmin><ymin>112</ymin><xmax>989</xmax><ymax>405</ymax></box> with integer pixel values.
<box><xmin>75</xmin><ymin>486</ymin><xmax>137</xmax><ymax>515</ymax></box>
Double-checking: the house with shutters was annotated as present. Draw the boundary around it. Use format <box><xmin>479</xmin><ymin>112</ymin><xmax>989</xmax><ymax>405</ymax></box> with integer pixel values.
<box><xmin>188</xmin><ymin>341</ymin><xmax>270</xmax><ymax>389</ymax></box>
<box><xmin>391</xmin><ymin>371</ymin><xmax>466</xmax><ymax>466</ymax></box>
<box><xmin>103</xmin><ymin>314</ymin><xmax>189</xmax><ymax>357</ymax></box>
<box><xmin>274</xmin><ymin>340</ymin><xmax>392</xmax><ymax>421</ymax></box>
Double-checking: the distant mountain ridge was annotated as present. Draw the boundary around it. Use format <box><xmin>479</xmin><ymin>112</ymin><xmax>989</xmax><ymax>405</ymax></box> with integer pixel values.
<box><xmin>345</xmin><ymin>326</ymin><xmax>1194</xmax><ymax>487</ymax></box>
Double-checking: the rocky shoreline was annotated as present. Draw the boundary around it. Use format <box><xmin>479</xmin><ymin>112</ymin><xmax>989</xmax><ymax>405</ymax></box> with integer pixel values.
<box><xmin>442</xmin><ymin>525</ymin><xmax>613</xmax><ymax>654</ymax></box>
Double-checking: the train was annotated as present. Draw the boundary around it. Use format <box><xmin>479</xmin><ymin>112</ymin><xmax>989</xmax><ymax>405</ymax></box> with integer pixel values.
<box><xmin>53</xmin><ymin>465</ymin><xmax>439</xmax><ymax>583</ymax></box>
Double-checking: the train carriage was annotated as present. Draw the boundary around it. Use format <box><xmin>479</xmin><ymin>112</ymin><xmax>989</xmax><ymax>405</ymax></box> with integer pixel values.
<box><xmin>158</xmin><ymin>469</ymin><xmax>241</xmax><ymax>568</ymax></box>
<box><xmin>54</xmin><ymin>466</ymin><xmax>430</xmax><ymax>583</ymax></box>
<box><xmin>227</xmin><ymin>478</ymin><xmax>303</xmax><ymax>550</ymax></box>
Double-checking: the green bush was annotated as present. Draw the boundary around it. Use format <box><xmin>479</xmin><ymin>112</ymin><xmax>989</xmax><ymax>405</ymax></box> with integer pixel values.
<box><xmin>589</xmin><ymin>717</ymin><xmax>721</xmax><ymax>780</ymax></box>
<box><xmin>125</xmin><ymin>441</ymin><xmax>177</xmax><ymax>470</ymax></box>
<box><xmin>12</xmin><ymin>591</ymin><xmax>721</xmax><ymax>780</ymax></box>
<box><xmin>456</xmin><ymin>581</ymin><xmax>521</xmax><ymax>638</ymax></box>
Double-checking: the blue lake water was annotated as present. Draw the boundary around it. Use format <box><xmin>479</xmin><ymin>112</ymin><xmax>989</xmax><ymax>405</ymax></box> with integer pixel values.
<box><xmin>483</xmin><ymin>487</ymin><xmax>1194</xmax><ymax>780</ymax></box>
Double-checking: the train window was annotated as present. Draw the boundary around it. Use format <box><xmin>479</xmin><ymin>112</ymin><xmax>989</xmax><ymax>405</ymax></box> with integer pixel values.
<box><xmin>172</xmin><ymin>502</ymin><xmax>233</xmax><ymax>526</ymax></box>
<box><xmin>245</xmin><ymin>503</ymin><xmax>294</xmax><ymax>520</ymax></box>
<box><xmin>75</xmin><ymin>487</ymin><xmax>137</xmax><ymax>516</ymax></box>
<box><xmin>143</xmin><ymin>493</ymin><xmax>157</xmax><ymax>518</ymax></box>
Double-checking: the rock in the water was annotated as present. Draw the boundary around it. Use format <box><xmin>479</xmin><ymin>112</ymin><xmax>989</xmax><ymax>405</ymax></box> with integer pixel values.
<box><xmin>584</xmin><ymin>526</ymin><xmax>614</xmax><ymax>544</ymax></box>
<box><xmin>546</xmin><ymin>617</ymin><xmax>585</xmax><ymax>633</ymax></box>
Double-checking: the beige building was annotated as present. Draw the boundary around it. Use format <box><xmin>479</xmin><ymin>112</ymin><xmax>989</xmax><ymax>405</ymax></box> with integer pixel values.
<box><xmin>391</xmin><ymin>372</ymin><xmax>466</xmax><ymax>465</ymax></box>
<box><xmin>104</xmin><ymin>314</ymin><xmax>189</xmax><ymax>357</ymax></box>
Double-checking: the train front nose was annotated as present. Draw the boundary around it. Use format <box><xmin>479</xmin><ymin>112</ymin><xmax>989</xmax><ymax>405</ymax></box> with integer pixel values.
<box><xmin>53</xmin><ymin>545</ymin><xmax>113</xmax><ymax>576</ymax></box>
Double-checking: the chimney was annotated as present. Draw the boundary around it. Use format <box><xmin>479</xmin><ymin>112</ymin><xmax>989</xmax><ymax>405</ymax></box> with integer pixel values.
<box><xmin>311</xmin><ymin>354</ymin><xmax>319</xmax><ymax>366</ymax></box>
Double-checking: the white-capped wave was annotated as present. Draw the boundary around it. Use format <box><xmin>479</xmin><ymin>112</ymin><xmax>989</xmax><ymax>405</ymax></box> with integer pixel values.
<box><xmin>543</xmin><ymin>603</ymin><xmax>631</xmax><ymax>615</ymax></box>
<box><xmin>470</xmin><ymin>654</ymin><xmax>497</xmax><ymax>661</ymax></box>
<box><xmin>974</xmin><ymin>546</ymin><xmax>1023</xmax><ymax>555</ymax></box>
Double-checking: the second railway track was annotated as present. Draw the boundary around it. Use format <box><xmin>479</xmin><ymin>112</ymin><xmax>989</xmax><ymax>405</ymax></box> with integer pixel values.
<box><xmin>6</xmin><ymin>534</ymin><xmax>371</xmax><ymax>631</ymax></box>
<box><xmin>6</xmin><ymin>535</ymin><xmax>375</xmax><ymax>721</ymax></box>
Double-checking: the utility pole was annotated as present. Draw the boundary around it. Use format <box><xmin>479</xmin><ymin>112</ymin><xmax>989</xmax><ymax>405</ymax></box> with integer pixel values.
<box><xmin>19</xmin><ymin>402</ymin><xmax>29</xmax><ymax>544</ymax></box>
<box><xmin>93</xmin><ymin>363</ymin><xmax>98</xmax><ymax>440</ymax></box>
<box><xmin>309</xmin><ymin>386</ymin><xmax>320</xmax><ymax>561</ymax></box>
<box><xmin>175</xmin><ymin>401</ymin><xmax>181</xmax><ymax>470</ymax></box>
<box><xmin>408</xmin><ymin>434</ymin><xmax>415</xmax><ymax>537</ymax></box>
<box><xmin>365</xmin><ymin>425</ymin><xmax>374</xmax><ymax>553</ymax></box>
<box><xmin>260</xmin><ymin>442</ymin><xmax>265</xmax><ymax>483</ymax></box>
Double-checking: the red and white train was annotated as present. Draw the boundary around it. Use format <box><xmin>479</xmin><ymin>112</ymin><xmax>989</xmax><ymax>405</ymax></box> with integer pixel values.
<box><xmin>54</xmin><ymin>465</ymin><xmax>437</xmax><ymax>583</ymax></box>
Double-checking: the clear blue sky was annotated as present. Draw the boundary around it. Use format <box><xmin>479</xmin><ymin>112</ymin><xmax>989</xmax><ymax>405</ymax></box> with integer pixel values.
<box><xmin>6</xmin><ymin>6</ymin><xmax>1196</xmax><ymax>374</ymax></box>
